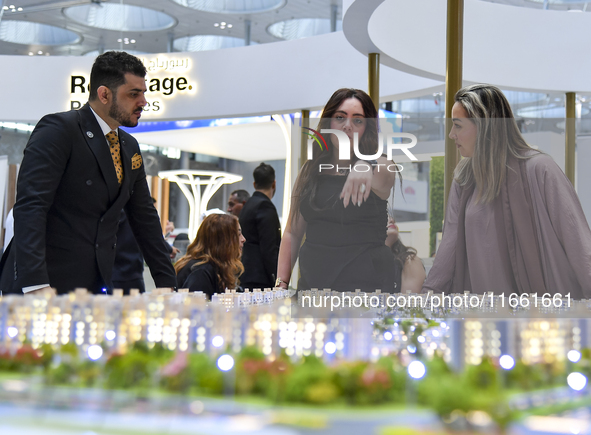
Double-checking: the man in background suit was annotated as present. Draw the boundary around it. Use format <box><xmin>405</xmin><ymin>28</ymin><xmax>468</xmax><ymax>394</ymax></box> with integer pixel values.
<box><xmin>239</xmin><ymin>163</ymin><xmax>281</xmax><ymax>290</ymax></box>
<box><xmin>227</xmin><ymin>189</ymin><xmax>250</xmax><ymax>217</ymax></box>
<box><xmin>0</xmin><ymin>51</ymin><xmax>177</xmax><ymax>294</ymax></box>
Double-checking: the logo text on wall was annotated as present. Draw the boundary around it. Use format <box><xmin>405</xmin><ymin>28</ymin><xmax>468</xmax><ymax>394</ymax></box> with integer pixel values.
<box><xmin>69</xmin><ymin>56</ymin><xmax>196</xmax><ymax>116</ymax></box>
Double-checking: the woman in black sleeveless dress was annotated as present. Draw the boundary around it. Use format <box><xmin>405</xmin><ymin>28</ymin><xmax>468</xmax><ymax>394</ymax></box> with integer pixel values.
<box><xmin>276</xmin><ymin>88</ymin><xmax>399</xmax><ymax>293</ymax></box>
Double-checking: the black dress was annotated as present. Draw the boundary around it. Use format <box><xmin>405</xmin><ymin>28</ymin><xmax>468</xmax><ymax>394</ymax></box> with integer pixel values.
<box><xmin>298</xmin><ymin>174</ymin><xmax>400</xmax><ymax>293</ymax></box>
<box><xmin>177</xmin><ymin>259</ymin><xmax>221</xmax><ymax>298</ymax></box>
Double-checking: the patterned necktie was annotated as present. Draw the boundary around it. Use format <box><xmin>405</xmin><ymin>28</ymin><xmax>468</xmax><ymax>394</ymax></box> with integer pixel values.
<box><xmin>105</xmin><ymin>131</ymin><xmax>123</xmax><ymax>185</ymax></box>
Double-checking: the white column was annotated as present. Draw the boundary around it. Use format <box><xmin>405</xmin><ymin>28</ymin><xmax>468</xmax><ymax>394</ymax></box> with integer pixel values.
<box><xmin>159</xmin><ymin>170</ymin><xmax>242</xmax><ymax>240</ymax></box>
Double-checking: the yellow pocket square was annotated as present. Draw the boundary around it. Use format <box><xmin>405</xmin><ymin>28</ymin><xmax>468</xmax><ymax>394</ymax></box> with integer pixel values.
<box><xmin>131</xmin><ymin>153</ymin><xmax>142</xmax><ymax>170</ymax></box>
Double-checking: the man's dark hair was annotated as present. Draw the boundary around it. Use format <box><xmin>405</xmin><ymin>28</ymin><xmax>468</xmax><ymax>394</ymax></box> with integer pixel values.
<box><xmin>231</xmin><ymin>189</ymin><xmax>250</xmax><ymax>203</ymax></box>
<box><xmin>89</xmin><ymin>51</ymin><xmax>147</xmax><ymax>101</ymax></box>
<box><xmin>253</xmin><ymin>163</ymin><xmax>275</xmax><ymax>189</ymax></box>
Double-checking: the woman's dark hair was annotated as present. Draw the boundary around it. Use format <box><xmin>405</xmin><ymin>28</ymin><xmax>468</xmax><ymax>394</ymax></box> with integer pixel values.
<box><xmin>386</xmin><ymin>207</ymin><xmax>418</xmax><ymax>269</ymax></box>
<box><xmin>89</xmin><ymin>51</ymin><xmax>147</xmax><ymax>101</ymax></box>
<box><xmin>390</xmin><ymin>239</ymin><xmax>418</xmax><ymax>269</ymax></box>
<box><xmin>289</xmin><ymin>88</ymin><xmax>379</xmax><ymax>223</ymax></box>
<box><xmin>174</xmin><ymin>214</ymin><xmax>244</xmax><ymax>290</ymax></box>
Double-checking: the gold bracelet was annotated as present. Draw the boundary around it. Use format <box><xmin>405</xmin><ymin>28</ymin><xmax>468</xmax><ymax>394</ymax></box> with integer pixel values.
<box><xmin>275</xmin><ymin>277</ymin><xmax>288</xmax><ymax>288</ymax></box>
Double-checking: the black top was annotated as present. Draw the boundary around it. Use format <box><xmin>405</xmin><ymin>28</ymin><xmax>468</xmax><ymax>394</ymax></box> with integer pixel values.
<box><xmin>298</xmin><ymin>174</ymin><xmax>399</xmax><ymax>293</ymax></box>
<box><xmin>239</xmin><ymin>191</ymin><xmax>281</xmax><ymax>288</ymax></box>
<box><xmin>177</xmin><ymin>259</ymin><xmax>220</xmax><ymax>298</ymax></box>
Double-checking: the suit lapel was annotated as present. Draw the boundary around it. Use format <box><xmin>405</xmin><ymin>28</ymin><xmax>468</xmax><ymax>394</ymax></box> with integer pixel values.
<box><xmin>78</xmin><ymin>104</ymin><xmax>120</xmax><ymax>203</ymax></box>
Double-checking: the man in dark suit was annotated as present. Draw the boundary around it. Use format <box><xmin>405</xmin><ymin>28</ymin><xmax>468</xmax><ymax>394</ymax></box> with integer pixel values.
<box><xmin>112</xmin><ymin>199</ymin><xmax>179</xmax><ymax>294</ymax></box>
<box><xmin>111</xmin><ymin>210</ymin><xmax>151</xmax><ymax>294</ymax></box>
<box><xmin>227</xmin><ymin>189</ymin><xmax>250</xmax><ymax>217</ymax></box>
<box><xmin>0</xmin><ymin>51</ymin><xmax>177</xmax><ymax>295</ymax></box>
<box><xmin>239</xmin><ymin>163</ymin><xmax>281</xmax><ymax>290</ymax></box>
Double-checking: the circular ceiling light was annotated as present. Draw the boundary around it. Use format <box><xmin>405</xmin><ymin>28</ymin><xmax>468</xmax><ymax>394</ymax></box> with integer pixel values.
<box><xmin>268</xmin><ymin>18</ymin><xmax>342</xmax><ymax>40</ymax></box>
<box><xmin>172</xmin><ymin>0</ymin><xmax>286</xmax><ymax>14</ymax></box>
<box><xmin>64</xmin><ymin>3</ymin><xmax>175</xmax><ymax>32</ymax></box>
<box><xmin>0</xmin><ymin>20</ymin><xmax>80</xmax><ymax>45</ymax></box>
<box><xmin>173</xmin><ymin>35</ymin><xmax>256</xmax><ymax>52</ymax></box>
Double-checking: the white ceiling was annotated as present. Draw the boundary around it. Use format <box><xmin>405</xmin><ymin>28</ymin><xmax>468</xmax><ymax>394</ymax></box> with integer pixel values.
<box><xmin>344</xmin><ymin>0</ymin><xmax>591</xmax><ymax>93</ymax></box>
<box><xmin>1</xmin><ymin>0</ymin><xmax>586</xmax><ymax>57</ymax></box>
<box><xmin>133</xmin><ymin>121</ymin><xmax>287</xmax><ymax>162</ymax></box>
<box><xmin>0</xmin><ymin>0</ymin><xmax>342</xmax><ymax>56</ymax></box>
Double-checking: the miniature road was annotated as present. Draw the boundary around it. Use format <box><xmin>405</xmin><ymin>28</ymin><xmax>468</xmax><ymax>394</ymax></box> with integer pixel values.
<box><xmin>0</xmin><ymin>402</ymin><xmax>439</xmax><ymax>435</ymax></box>
<box><xmin>1</xmin><ymin>393</ymin><xmax>581</xmax><ymax>435</ymax></box>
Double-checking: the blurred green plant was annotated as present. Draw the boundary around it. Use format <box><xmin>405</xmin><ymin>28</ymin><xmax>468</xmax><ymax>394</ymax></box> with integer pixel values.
<box><xmin>284</xmin><ymin>355</ymin><xmax>337</xmax><ymax>404</ymax></box>
<box><xmin>334</xmin><ymin>356</ymin><xmax>405</xmax><ymax>405</ymax></box>
<box><xmin>428</xmin><ymin>156</ymin><xmax>444</xmax><ymax>256</ymax></box>
<box><xmin>0</xmin><ymin>344</ymin><xmax>42</xmax><ymax>373</ymax></box>
<box><xmin>235</xmin><ymin>346</ymin><xmax>291</xmax><ymax>402</ymax></box>
<box><xmin>380</xmin><ymin>428</ymin><xmax>446</xmax><ymax>435</ymax></box>
<box><xmin>160</xmin><ymin>351</ymin><xmax>224</xmax><ymax>395</ymax></box>
<box><xmin>417</xmin><ymin>355</ymin><xmax>517</xmax><ymax>433</ymax></box>
<box><xmin>0</xmin><ymin>336</ymin><xmax>581</xmax><ymax>434</ymax></box>
<box><xmin>105</xmin><ymin>342</ymin><xmax>173</xmax><ymax>390</ymax></box>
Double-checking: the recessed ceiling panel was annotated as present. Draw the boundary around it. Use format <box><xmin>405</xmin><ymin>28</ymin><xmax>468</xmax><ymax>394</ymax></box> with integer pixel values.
<box><xmin>0</xmin><ymin>21</ymin><xmax>80</xmax><ymax>45</ymax></box>
<box><xmin>173</xmin><ymin>35</ymin><xmax>256</xmax><ymax>52</ymax></box>
<box><xmin>526</xmin><ymin>0</ymin><xmax>587</xmax><ymax>4</ymax></box>
<box><xmin>172</xmin><ymin>0</ymin><xmax>286</xmax><ymax>14</ymax></box>
<box><xmin>268</xmin><ymin>18</ymin><xmax>342</xmax><ymax>40</ymax></box>
<box><xmin>64</xmin><ymin>4</ymin><xmax>175</xmax><ymax>32</ymax></box>
<box><xmin>84</xmin><ymin>49</ymin><xmax>148</xmax><ymax>57</ymax></box>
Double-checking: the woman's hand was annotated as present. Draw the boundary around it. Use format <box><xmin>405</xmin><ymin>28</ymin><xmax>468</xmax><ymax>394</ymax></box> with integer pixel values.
<box><xmin>340</xmin><ymin>161</ymin><xmax>373</xmax><ymax>208</ymax></box>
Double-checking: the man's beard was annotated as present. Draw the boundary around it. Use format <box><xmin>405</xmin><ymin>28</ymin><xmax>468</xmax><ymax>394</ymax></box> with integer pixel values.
<box><xmin>109</xmin><ymin>92</ymin><xmax>139</xmax><ymax>128</ymax></box>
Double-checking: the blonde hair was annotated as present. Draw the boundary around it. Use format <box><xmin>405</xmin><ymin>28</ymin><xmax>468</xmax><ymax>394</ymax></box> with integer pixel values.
<box><xmin>453</xmin><ymin>84</ymin><xmax>538</xmax><ymax>203</ymax></box>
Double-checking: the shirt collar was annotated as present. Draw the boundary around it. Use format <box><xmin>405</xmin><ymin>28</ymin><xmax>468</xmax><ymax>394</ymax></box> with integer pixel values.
<box><xmin>89</xmin><ymin>106</ymin><xmax>117</xmax><ymax>137</ymax></box>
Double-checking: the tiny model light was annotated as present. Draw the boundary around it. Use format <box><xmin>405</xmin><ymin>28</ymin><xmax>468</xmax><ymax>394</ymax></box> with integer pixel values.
<box><xmin>324</xmin><ymin>342</ymin><xmax>336</xmax><ymax>354</ymax></box>
<box><xmin>408</xmin><ymin>361</ymin><xmax>426</xmax><ymax>379</ymax></box>
<box><xmin>567</xmin><ymin>372</ymin><xmax>587</xmax><ymax>391</ymax></box>
<box><xmin>567</xmin><ymin>350</ymin><xmax>582</xmax><ymax>363</ymax></box>
<box><xmin>87</xmin><ymin>345</ymin><xmax>103</xmax><ymax>361</ymax></box>
<box><xmin>212</xmin><ymin>335</ymin><xmax>224</xmax><ymax>348</ymax></box>
<box><xmin>217</xmin><ymin>354</ymin><xmax>234</xmax><ymax>371</ymax></box>
<box><xmin>499</xmin><ymin>355</ymin><xmax>515</xmax><ymax>370</ymax></box>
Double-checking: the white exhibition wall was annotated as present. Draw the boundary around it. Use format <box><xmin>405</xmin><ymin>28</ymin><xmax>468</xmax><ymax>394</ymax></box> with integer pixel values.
<box><xmin>0</xmin><ymin>31</ymin><xmax>441</xmax><ymax>124</ymax></box>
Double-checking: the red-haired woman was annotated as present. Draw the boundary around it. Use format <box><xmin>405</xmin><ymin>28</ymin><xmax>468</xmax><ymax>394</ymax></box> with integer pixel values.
<box><xmin>175</xmin><ymin>214</ymin><xmax>245</xmax><ymax>297</ymax></box>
